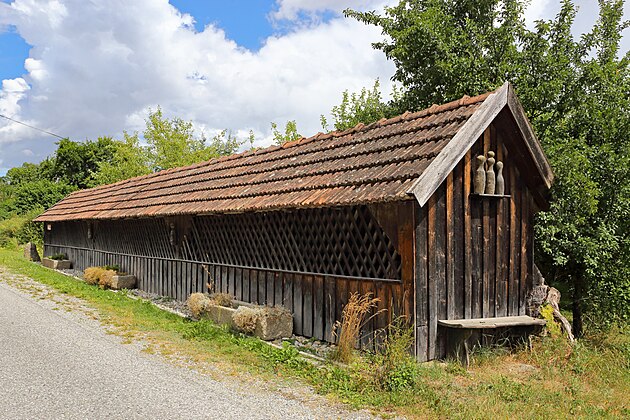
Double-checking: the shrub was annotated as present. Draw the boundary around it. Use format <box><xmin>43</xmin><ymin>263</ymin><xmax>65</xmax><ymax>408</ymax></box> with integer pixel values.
<box><xmin>233</xmin><ymin>306</ymin><xmax>259</xmax><ymax>333</ymax></box>
<box><xmin>187</xmin><ymin>293</ymin><xmax>210</xmax><ymax>318</ymax></box>
<box><xmin>84</xmin><ymin>267</ymin><xmax>105</xmax><ymax>285</ymax></box>
<box><xmin>48</xmin><ymin>253</ymin><xmax>67</xmax><ymax>261</ymax></box>
<box><xmin>83</xmin><ymin>266</ymin><xmax>116</xmax><ymax>288</ymax></box>
<box><xmin>98</xmin><ymin>269</ymin><xmax>116</xmax><ymax>288</ymax></box>
<box><xmin>209</xmin><ymin>292</ymin><xmax>233</xmax><ymax>308</ymax></box>
<box><xmin>331</xmin><ymin>292</ymin><xmax>380</xmax><ymax>364</ymax></box>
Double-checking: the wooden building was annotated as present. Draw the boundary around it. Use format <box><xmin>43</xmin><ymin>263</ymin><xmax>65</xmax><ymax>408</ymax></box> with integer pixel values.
<box><xmin>35</xmin><ymin>82</ymin><xmax>553</xmax><ymax>361</ymax></box>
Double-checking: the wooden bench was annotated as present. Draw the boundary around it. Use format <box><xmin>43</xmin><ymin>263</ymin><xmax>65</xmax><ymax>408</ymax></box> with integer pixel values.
<box><xmin>438</xmin><ymin>316</ymin><xmax>546</xmax><ymax>367</ymax></box>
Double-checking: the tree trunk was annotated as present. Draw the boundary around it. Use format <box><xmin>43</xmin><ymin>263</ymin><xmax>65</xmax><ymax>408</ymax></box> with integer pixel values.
<box><xmin>572</xmin><ymin>275</ymin><xmax>584</xmax><ymax>338</ymax></box>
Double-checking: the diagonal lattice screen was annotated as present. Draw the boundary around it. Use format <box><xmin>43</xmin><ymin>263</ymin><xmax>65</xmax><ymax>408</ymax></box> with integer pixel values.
<box><xmin>182</xmin><ymin>206</ymin><xmax>401</xmax><ymax>280</ymax></box>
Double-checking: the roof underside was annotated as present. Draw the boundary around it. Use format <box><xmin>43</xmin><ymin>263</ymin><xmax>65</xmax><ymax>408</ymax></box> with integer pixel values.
<box><xmin>35</xmin><ymin>92</ymin><xmax>494</xmax><ymax>222</ymax></box>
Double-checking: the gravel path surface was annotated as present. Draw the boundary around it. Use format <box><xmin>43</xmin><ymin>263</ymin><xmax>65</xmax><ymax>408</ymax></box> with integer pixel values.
<box><xmin>0</xmin><ymin>268</ymin><xmax>375</xmax><ymax>419</ymax></box>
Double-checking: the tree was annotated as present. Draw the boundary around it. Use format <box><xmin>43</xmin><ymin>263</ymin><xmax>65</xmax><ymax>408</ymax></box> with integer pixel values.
<box><xmin>52</xmin><ymin>137</ymin><xmax>118</xmax><ymax>188</ymax></box>
<box><xmin>321</xmin><ymin>79</ymin><xmax>397</xmax><ymax>132</ymax></box>
<box><xmin>347</xmin><ymin>0</ymin><xmax>630</xmax><ymax>332</ymax></box>
<box><xmin>89</xmin><ymin>132</ymin><xmax>151</xmax><ymax>187</ymax></box>
<box><xmin>145</xmin><ymin>107</ymin><xmax>226</xmax><ymax>171</ymax></box>
<box><xmin>271</xmin><ymin>120</ymin><xmax>301</xmax><ymax>145</ymax></box>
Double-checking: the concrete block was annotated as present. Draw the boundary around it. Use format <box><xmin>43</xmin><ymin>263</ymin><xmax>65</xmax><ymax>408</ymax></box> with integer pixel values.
<box><xmin>109</xmin><ymin>275</ymin><xmax>136</xmax><ymax>290</ymax></box>
<box><xmin>254</xmin><ymin>308</ymin><xmax>293</xmax><ymax>340</ymax></box>
<box><xmin>42</xmin><ymin>258</ymin><xmax>72</xmax><ymax>270</ymax></box>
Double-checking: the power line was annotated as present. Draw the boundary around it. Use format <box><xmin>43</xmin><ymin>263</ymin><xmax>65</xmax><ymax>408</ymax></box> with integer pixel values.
<box><xmin>0</xmin><ymin>113</ymin><xmax>66</xmax><ymax>140</ymax></box>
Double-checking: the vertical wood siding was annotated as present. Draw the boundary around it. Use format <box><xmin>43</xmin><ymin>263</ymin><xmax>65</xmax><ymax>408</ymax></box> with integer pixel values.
<box><xmin>414</xmin><ymin>123</ymin><xmax>536</xmax><ymax>360</ymax></box>
<box><xmin>44</xmin><ymin>202</ymin><xmax>415</xmax><ymax>351</ymax></box>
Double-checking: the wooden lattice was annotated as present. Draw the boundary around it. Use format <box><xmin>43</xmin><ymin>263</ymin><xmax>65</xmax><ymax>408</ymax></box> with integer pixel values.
<box><xmin>182</xmin><ymin>206</ymin><xmax>401</xmax><ymax>280</ymax></box>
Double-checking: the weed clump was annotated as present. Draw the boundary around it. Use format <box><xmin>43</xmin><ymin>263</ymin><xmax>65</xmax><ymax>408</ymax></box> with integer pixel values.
<box><xmin>209</xmin><ymin>292</ymin><xmax>233</xmax><ymax>308</ymax></box>
<box><xmin>83</xmin><ymin>266</ymin><xmax>116</xmax><ymax>288</ymax></box>
<box><xmin>331</xmin><ymin>292</ymin><xmax>380</xmax><ymax>364</ymax></box>
<box><xmin>187</xmin><ymin>293</ymin><xmax>210</xmax><ymax>318</ymax></box>
<box><xmin>98</xmin><ymin>269</ymin><xmax>116</xmax><ymax>288</ymax></box>
<box><xmin>374</xmin><ymin>318</ymin><xmax>417</xmax><ymax>391</ymax></box>
<box><xmin>83</xmin><ymin>266</ymin><xmax>105</xmax><ymax>285</ymax></box>
<box><xmin>233</xmin><ymin>306</ymin><xmax>259</xmax><ymax>333</ymax></box>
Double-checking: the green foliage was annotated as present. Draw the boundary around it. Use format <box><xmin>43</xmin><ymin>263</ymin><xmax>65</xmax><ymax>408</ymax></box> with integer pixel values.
<box><xmin>145</xmin><ymin>107</ymin><xmax>240</xmax><ymax>171</ymax></box>
<box><xmin>0</xmin><ymin>208</ymin><xmax>45</xmax><ymax>247</ymax></box>
<box><xmin>348</xmin><ymin>0</ymin><xmax>630</xmax><ymax>330</ymax></box>
<box><xmin>47</xmin><ymin>253</ymin><xmax>67</xmax><ymax>261</ymax></box>
<box><xmin>322</xmin><ymin>79</ymin><xmax>398</xmax><ymax>132</ymax></box>
<box><xmin>52</xmin><ymin>137</ymin><xmax>118</xmax><ymax>188</ymax></box>
<box><xmin>373</xmin><ymin>319</ymin><xmax>418</xmax><ymax>391</ymax></box>
<box><xmin>271</xmin><ymin>120</ymin><xmax>301</xmax><ymax>145</ymax></box>
<box><xmin>11</xmin><ymin>180</ymin><xmax>76</xmax><ymax>214</ymax></box>
<box><xmin>89</xmin><ymin>132</ymin><xmax>151</xmax><ymax>187</ymax></box>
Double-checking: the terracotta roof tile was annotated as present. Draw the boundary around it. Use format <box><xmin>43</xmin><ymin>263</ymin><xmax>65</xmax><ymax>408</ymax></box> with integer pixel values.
<box><xmin>35</xmin><ymin>90</ymin><xmax>493</xmax><ymax>222</ymax></box>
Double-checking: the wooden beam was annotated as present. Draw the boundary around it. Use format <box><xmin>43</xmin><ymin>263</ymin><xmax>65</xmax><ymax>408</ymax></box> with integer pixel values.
<box><xmin>408</xmin><ymin>82</ymin><xmax>509</xmax><ymax>207</ymax></box>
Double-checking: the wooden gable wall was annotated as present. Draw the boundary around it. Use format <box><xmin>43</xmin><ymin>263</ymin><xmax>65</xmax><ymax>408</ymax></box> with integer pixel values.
<box><xmin>414</xmin><ymin>117</ymin><xmax>538</xmax><ymax>361</ymax></box>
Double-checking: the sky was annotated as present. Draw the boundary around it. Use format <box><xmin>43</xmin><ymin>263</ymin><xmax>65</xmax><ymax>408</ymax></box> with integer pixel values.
<box><xmin>0</xmin><ymin>0</ymin><xmax>628</xmax><ymax>175</ymax></box>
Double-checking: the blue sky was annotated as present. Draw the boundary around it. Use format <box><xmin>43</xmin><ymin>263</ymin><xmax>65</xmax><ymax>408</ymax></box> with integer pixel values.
<box><xmin>0</xmin><ymin>0</ymin><xmax>628</xmax><ymax>175</ymax></box>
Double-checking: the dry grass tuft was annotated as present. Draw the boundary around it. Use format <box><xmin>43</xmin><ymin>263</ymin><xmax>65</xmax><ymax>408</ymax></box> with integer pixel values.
<box><xmin>187</xmin><ymin>293</ymin><xmax>210</xmax><ymax>318</ymax></box>
<box><xmin>332</xmin><ymin>292</ymin><xmax>381</xmax><ymax>364</ymax></box>
<box><xmin>209</xmin><ymin>292</ymin><xmax>233</xmax><ymax>308</ymax></box>
<box><xmin>233</xmin><ymin>306</ymin><xmax>259</xmax><ymax>333</ymax></box>
<box><xmin>98</xmin><ymin>269</ymin><xmax>116</xmax><ymax>289</ymax></box>
<box><xmin>83</xmin><ymin>267</ymin><xmax>105</xmax><ymax>285</ymax></box>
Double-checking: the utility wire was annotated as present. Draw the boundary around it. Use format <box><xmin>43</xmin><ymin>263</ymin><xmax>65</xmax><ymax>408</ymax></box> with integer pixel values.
<box><xmin>0</xmin><ymin>113</ymin><xmax>65</xmax><ymax>139</ymax></box>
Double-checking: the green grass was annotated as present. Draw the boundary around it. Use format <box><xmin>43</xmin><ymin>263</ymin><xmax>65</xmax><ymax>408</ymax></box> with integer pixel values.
<box><xmin>1</xmin><ymin>248</ymin><xmax>628</xmax><ymax>418</ymax></box>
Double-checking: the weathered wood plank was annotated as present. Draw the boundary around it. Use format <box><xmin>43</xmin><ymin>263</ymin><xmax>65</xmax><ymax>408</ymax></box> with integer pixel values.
<box><xmin>324</xmin><ymin>276</ymin><xmax>335</xmax><ymax>343</ymax></box>
<box><xmin>438</xmin><ymin>315</ymin><xmax>546</xmax><ymax>329</ymax></box>
<box><xmin>275</xmin><ymin>272</ymin><xmax>283</xmax><ymax>308</ymax></box>
<box><xmin>283</xmin><ymin>272</ymin><xmax>293</xmax><ymax>310</ymax></box>
<box><xmin>452</xmin><ymin>161</ymin><xmax>465</xmax><ymax>319</ymax></box>
<box><xmin>302</xmin><ymin>275</ymin><xmax>314</xmax><ymax>337</ymax></box>
<box><xmin>463</xmin><ymin>150</ymin><xmax>473</xmax><ymax>319</ymax></box>
<box><xmin>397</xmin><ymin>202</ymin><xmax>415</xmax><ymax>325</ymax></box>
<box><xmin>446</xmin><ymin>173</ymin><xmax>455</xmax><ymax>321</ymax></box>
<box><xmin>520</xmin><ymin>188</ymin><xmax>530</xmax><ymax>315</ymax></box>
<box><xmin>313</xmin><ymin>275</ymin><xmax>324</xmax><ymax>340</ymax></box>
<box><xmin>293</xmin><ymin>275</ymin><xmax>303</xmax><ymax>335</ymax></box>
<box><xmin>415</xmin><ymin>203</ymin><xmax>429</xmax><ymax>361</ymax></box>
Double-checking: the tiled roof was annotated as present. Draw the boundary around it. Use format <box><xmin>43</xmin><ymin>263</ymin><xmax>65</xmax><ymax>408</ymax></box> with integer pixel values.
<box><xmin>35</xmin><ymin>91</ymin><xmax>493</xmax><ymax>222</ymax></box>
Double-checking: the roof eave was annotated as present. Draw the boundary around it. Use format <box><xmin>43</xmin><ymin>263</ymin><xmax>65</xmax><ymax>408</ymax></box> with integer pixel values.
<box><xmin>407</xmin><ymin>82</ymin><xmax>554</xmax><ymax>208</ymax></box>
<box><xmin>407</xmin><ymin>82</ymin><xmax>510</xmax><ymax>207</ymax></box>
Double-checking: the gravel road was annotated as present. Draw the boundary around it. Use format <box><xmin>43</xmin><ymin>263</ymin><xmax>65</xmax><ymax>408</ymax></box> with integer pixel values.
<box><xmin>0</xmin><ymin>270</ymin><xmax>374</xmax><ymax>419</ymax></box>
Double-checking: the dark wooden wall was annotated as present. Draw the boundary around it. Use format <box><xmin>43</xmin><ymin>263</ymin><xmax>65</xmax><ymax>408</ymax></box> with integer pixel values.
<box><xmin>44</xmin><ymin>202</ymin><xmax>415</xmax><ymax>350</ymax></box>
<box><xmin>414</xmin><ymin>122</ymin><xmax>536</xmax><ymax>361</ymax></box>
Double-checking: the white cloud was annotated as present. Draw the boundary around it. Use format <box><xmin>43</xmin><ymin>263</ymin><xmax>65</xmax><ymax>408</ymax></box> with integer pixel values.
<box><xmin>524</xmin><ymin>0</ymin><xmax>552</xmax><ymax>27</ymax></box>
<box><xmin>0</xmin><ymin>0</ymin><xmax>395</xmax><ymax>169</ymax></box>
<box><xmin>271</xmin><ymin>0</ymin><xmax>392</xmax><ymax>21</ymax></box>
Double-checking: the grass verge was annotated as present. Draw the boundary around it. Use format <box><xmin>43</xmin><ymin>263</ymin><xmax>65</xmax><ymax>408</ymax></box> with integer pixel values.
<box><xmin>1</xmin><ymin>249</ymin><xmax>628</xmax><ymax>418</ymax></box>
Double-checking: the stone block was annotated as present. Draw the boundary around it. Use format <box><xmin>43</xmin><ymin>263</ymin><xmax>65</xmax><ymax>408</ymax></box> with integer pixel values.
<box><xmin>204</xmin><ymin>304</ymin><xmax>237</xmax><ymax>329</ymax></box>
<box><xmin>254</xmin><ymin>308</ymin><xmax>293</xmax><ymax>340</ymax></box>
<box><xmin>24</xmin><ymin>242</ymin><xmax>41</xmax><ymax>262</ymax></box>
<box><xmin>42</xmin><ymin>258</ymin><xmax>72</xmax><ymax>270</ymax></box>
<box><xmin>109</xmin><ymin>275</ymin><xmax>136</xmax><ymax>290</ymax></box>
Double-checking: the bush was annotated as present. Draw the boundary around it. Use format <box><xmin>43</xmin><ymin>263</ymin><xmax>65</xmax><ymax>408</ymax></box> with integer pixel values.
<box><xmin>98</xmin><ymin>269</ymin><xmax>116</xmax><ymax>288</ymax></box>
<box><xmin>83</xmin><ymin>266</ymin><xmax>116</xmax><ymax>288</ymax></box>
<box><xmin>84</xmin><ymin>267</ymin><xmax>105</xmax><ymax>285</ymax></box>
